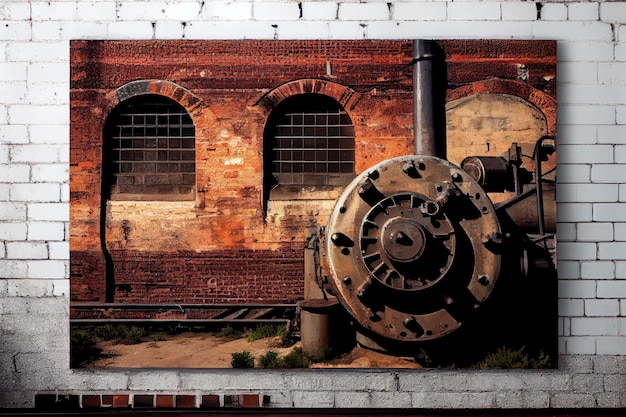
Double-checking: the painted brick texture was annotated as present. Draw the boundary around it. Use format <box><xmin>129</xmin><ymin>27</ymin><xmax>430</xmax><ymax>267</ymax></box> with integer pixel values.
<box><xmin>0</xmin><ymin>0</ymin><xmax>625</xmax><ymax>410</ymax></box>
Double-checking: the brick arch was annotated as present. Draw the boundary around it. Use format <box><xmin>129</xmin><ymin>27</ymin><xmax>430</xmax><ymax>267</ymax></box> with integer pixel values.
<box><xmin>256</xmin><ymin>79</ymin><xmax>360</xmax><ymax>111</ymax></box>
<box><xmin>447</xmin><ymin>79</ymin><xmax>556</xmax><ymax>136</ymax></box>
<box><xmin>103</xmin><ymin>80</ymin><xmax>205</xmax><ymax>118</ymax></box>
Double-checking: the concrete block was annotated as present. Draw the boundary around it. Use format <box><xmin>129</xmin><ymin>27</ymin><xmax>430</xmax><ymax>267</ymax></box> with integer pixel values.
<box><xmin>580</xmin><ymin>261</ymin><xmax>615</xmax><ymax>279</ymax></box>
<box><xmin>597</xmin><ymin>280</ymin><xmax>626</xmax><ymax>298</ymax></box>
<box><xmin>369</xmin><ymin>391</ymin><xmax>412</xmax><ymax>408</ymax></box>
<box><xmin>557</xmin><ymin>62</ymin><xmax>597</xmax><ymax>83</ymax></box>
<box><xmin>556</xmin><ymin>165</ymin><xmax>591</xmax><ymax>185</ymax></box>
<box><xmin>0</xmin><ymin>202</ymin><xmax>27</xmax><ymax>222</ymax></box>
<box><xmin>27</xmin><ymin>203</ymin><xmax>69</xmax><ymax>221</ymax></box>
<box><xmin>558</xmin><ymin>144</ymin><xmax>614</xmax><ymax>164</ymax></box>
<box><xmin>585</xmin><ymin>299</ymin><xmax>620</xmax><ymax>317</ymax></box>
<box><xmin>447</xmin><ymin>2</ymin><xmax>501</xmax><ymax>21</ymax></box>
<box><xmin>334</xmin><ymin>391</ymin><xmax>371</xmax><ymax>408</ymax></box>
<box><xmin>571</xmin><ymin>317</ymin><xmax>621</xmax><ymax>336</ymax></box>
<box><xmin>557</xmin><ymin>260</ymin><xmax>580</xmax><ymax>279</ymax></box>
<box><xmin>558</xmin><ymin>242</ymin><xmax>597</xmax><ymax>260</ymax></box>
<box><xmin>568</xmin><ymin>3</ymin><xmax>599</xmax><ymax>21</ymax></box>
<box><xmin>338</xmin><ymin>3</ymin><xmax>391</xmax><ymax>21</ymax></box>
<box><xmin>128</xmin><ymin>371</ymin><xmax>180</xmax><ymax>390</ymax></box>
<box><xmin>7</xmin><ymin>279</ymin><xmax>53</xmax><ymax>297</ymax></box>
<box><xmin>596</xmin><ymin>337</ymin><xmax>626</xmax><ymax>355</ymax></box>
<box><xmin>558</xmin><ymin>354</ymin><xmax>594</xmax><ymax>373</ymax></box>
<box><xmin>598</xmin><ymin>125</ymin><xmax>626</xmax><ymax>144</ymax></box>
<box><xmin>558</xmin><ymin>41</ymin><xmax>615</xmax><ymax>62</ymax></box>
<box><xmin>533</xmin><ymin>21</ymin><xmax>613</xmax><ymax>41</ymax></box>
<box><xmin>301</xmin><ymin>3</ymin><xmax>337</xmax><ymax>21</ymax></box>
<box><xmin>521</xmin><ymin>391</ymin><xmax>551</xmax><ymax>408</ymax></box>
<box><xmin>577</xmin><ymin>222</ymin><xmax>614</xmax><ymax>241</ymax></box>
<box><xmin>573</xmin><ymin>373</ymin><xmax>605</xmax><ymax>393</ymax></box>
<box><xmin>562</xmin><ymin>336</ymin><xmax>596</xmax><ymax>354</ymax></box>
<box><xmin>501</xmin><ymin>2</ymin><xmax>536</xmax><ymax>21</ymax></box>
<box><xmin>560</xmin><ymin>84</ymin><xmax>626</xmax><ymax>106</ymax></box>
<box><xmin>551</xmin><ymin>392</ymin><xmax>597</xmax><ymax>408</ymax></box>
<box><xmin>254</xmin><ymin>2</ymin><xmax>301</xmax><ymax>21</ymax></box>
<box><xmin>541</xmin><ymin>3</ymin><xmax>567</xmax><ymax>21</ymax></box>
<box><xmin>594</xmin><ymin>203</ymin><xmax>626</xmax><ymax>221</ymax></box>
<box><xmin>600</xmin><ymin>2</ymin><xmax>626</xmax><ymax>23</ymax></box>
<box><xmin>559</xmin><ymin>105</ymin><xmax>615</xmax><ymax>126</ymax></box>
<box><xmin>596</xmin><ymin>355</ymin><xmax>626</xmax><ymax>374</ymax></box>
<box><xmin>391</xmin><ymin>3</ymin><xmax>446</xmax><ymax>21</ymax></box>
<box><xmin>557</xmin><ymin>184</ymin><xmax>618</xmax><ymax>203</ymax></box>
<box><xmin>599</xmin><ymin>242</ymin><xmax>626</xmax><ymax>260</ymax></box>
<box><xmin>594</xmin><ymin>392</ymin><xmax>624</xmax><ymax>408</ymax></box>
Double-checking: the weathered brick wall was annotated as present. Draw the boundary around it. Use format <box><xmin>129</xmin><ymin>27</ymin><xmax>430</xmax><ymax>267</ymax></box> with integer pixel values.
<box><xmin>1</xmin><ymin>0</ymin><xmax>625</xmax><ymax>410</ymax></box>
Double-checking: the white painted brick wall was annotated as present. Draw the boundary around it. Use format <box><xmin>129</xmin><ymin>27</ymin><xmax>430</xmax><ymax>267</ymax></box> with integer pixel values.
<box><xmin>0</xmin><ymin>0</ymin><xmax>625</xmax><ymax>409</ymax></box>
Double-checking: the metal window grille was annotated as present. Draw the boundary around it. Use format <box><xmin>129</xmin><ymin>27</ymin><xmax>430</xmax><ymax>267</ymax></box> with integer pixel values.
<box><xmin>271</xmin><ymin>98</ymin><xmax>355</xmax><ymax>187</ymax></box>
<box><xmin>106</xmin><ymin>95</ymin><xmax>195</xmax><ymax>196</ymax></box>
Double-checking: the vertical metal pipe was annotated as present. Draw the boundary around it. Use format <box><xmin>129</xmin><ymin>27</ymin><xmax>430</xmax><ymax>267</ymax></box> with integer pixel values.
<box><xmin>413</xmin><ymin>40</ymin><xmax>446</xmax><ymax>159</ymax></box>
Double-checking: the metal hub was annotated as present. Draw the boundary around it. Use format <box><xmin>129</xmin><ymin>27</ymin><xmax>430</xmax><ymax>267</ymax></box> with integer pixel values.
<box><xmin>382</xmin><ymin>218</ymin><xmax>426</xmax><ymax>263</ymax></box>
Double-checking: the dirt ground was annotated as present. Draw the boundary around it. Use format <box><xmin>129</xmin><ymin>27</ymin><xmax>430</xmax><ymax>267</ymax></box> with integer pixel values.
<box><xmin>88</xmin><ymin>334</ymin><xmax>422</xmax><ymax>369</ymax></box>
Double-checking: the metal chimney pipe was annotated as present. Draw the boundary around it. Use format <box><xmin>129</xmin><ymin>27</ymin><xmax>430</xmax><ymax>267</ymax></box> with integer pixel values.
<box><xmin>413</xmin><ymin>40</ymin><xmax>446</xmax><ymax>159</ymax></box>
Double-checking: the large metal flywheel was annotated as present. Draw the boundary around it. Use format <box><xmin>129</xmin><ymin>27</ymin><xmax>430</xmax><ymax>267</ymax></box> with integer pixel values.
<box><xmin>323</xmin><ymin>155</ymin><xmax>502</xmax><ymax>344</ymax></box>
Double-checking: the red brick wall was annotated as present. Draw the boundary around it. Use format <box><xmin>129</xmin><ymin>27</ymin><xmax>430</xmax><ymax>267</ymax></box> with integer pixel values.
<box><xmin>70</xmin><ymin>40</ymin><xmax>556</xmax><ymax>307</ymax></box>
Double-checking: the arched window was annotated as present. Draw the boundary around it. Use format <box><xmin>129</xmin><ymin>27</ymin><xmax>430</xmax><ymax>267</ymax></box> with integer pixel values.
<box><xmin>264</xmin><ymin>94</ymin><xmax>355</xmax><ymax>198</ymax></box>
<box><xmin>104</xmin><ymin>95</ymin><xmax>195</xmax><ymax>200</ymax></box>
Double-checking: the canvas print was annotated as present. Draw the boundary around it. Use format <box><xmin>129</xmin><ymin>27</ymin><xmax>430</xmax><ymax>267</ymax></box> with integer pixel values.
<box><xmin>70</xmin><ymin>40</ymin><xmax>557</xmax><ymax>368</ymax></box>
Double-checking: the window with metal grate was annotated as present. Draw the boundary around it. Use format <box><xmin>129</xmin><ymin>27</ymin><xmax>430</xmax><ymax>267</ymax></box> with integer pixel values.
<box><xmin>266</xmin><ymin>94</ymin><xmax>355</xmax><ymax>193</ymax></box>
<box><xmin>104</xmin><ymin>95</ymin><xmax>195</xmax><ymax>200</ymax></box>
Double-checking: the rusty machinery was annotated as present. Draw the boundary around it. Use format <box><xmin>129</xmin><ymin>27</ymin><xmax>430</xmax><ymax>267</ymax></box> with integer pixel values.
<box><xmin>302</xmin><ymin>40</ymin><xmax>557</xmax><ymax>363</ymax></box>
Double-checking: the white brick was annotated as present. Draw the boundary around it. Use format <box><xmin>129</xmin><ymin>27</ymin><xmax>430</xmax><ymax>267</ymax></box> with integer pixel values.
<box><xmin>48</xmin><ymin>241</ymin><xmax>68</xmax><ymax>260</ymax></box>
<box><xmin>254</xmin><ymin>2</ymin><xmax>301</xmax><ymax>20</ymax></box>
<box><xmin>557</xmin><ymin>260</ymin><xmax>579</xmax><ymax>279</ymax></box>
<box><xmin>581</xmin><ymin>260</ymin><xmax>615</xmax><ymax>279</ymax></box>
<box><xmin>0</xmin><ymin>63</ymin><xmax>28</xmax><ymax>81</ymax></box>
<box><xmin>447</xmin><ymin>2</ymin><xmax>500</xmax><ymax>21</ymax></box>
<box><xmin>0</xmin><ymin>82</ymin><xmax>27</xmax><ymax>104</ymax></box>
<box><xmin>533</xmin><ymin>21</ymin><xmax>613</xmax><ymax>41</ymax></box>
<box><xmin>0</xmin><ymin>2</ymin><xmax>31</xmax><ymax>20</ymax></box>
<box><xmin>0</xmin><ymin>144</ymin><xmax>9</xmax><ymax>165</ymax></box>
<box><xmin>301</xmin><ymin>3</ymin><xmax>337</xmax><ymax>21</ymax></box>
<box><xmin>60</xmin><ymin>183</ymin><xmax>69</xmax><ymax>203</ymax></box>
<box><xmin>577</xmin><ymin>222</ymin><xmax>614</xmax><ymax>241</ymax></box>
<box><xmin>557</xmin><ymin>125</ymin><xmax>597</xmax><ymax>145</ymax></box>
<box><xmin>563</xmin><ymin>337</ymin><xmax>596</xmax><ymax>354</ymax></box>
<box><xmin>559</xmin><ymin>298</ymin><xmax>584</xmax><ymax>316</ymax></box>
<box><xmin>9</xmin><ymin>105</ymin><xmax>68</xmax><ymax>126</ymax></box>
<box><xmin>163</xmin><ymin>2</ymin><xmax>201</xmax><ymax>21</ymax></box>
<box><xmin>61</xmin><ymin>21</ymin><xmax>109</xmax><ymax>40</ymax></box>
<box><xmin>76</xmin><ymin>1</ymin><xmax>118</xmax><ymax>21</ymax></box>
<box><xmin>28</xmin><ymin>63</ymin><xmax>69</xmax><ymax>83</ymax></box>
<box><xmin>568</xmin><ymin>3</ymin><xmax>599</xmax><ymax>21</ymax></box>
<box><xmin>0</xmin><ymin>21</ymin><xmax>31</xmax><ymax>41</ymax></box>
<box><xmin>557</xmin><ymin>222</ymin><xmax>577</xmax><ymax>241</ymax></box>
<box><xmin>0</xmin><ymin>184</ymin><xmax>8</xmax><ymax>201</ymax></box>
<box><xmin>596</xmin><ymin>336</ymin><xmax>626</xmax><ymax>354</ymax></box>
<box><xmin>27</xmin><ymin>203</ymin><xmax>69</xmax><ymax>221</ymax></box>
<box><xmin>557</xmin><ymin>184</ymin><xmax>618</xmax><ymax>203</ymax></box>
<box><xmin>210</xmin><ymin>2</ymin><xmax>253</xmax><ymax>21</ymax></box>
<box><xmin>557</xmin><ymin>62</ymin><xmax>597</xmax><ymax>83</ymax></box>
<box><xmin>6</xmin><ymin>279</ymin><xmax>52</xmax><ymax>297</ymax></box>
<box><xmin>31</xmin><ymin>164</ymin><xmax>68</xmax><ymax>183</ymax></box>
<box><xmin>0</xmin><ymin>223</ymin><xmax>27</xmax><ymax>240</ymax></box>
<box><xmin>597</xmin><ymin>125</ymin><xmax>626</xmax><ymax>145</ymax></box>
<box><xmin>52</xmin><ymin>277</ymin><xmax>69</xmax><ymax>297</ymax></box>
<box><xmin>11</xmin><ymin>145</ymin><xmax>64</xmax><ymax>163</ymax></box>
<box><xmin>541</xmin><ymin>3</ymin><xmax>567</xmax><ymax>21</ymax></box>
<box><xmin>559</xmin><ymin>279</ymin><xmax>596</xmax><ymax>299</ymax></box>
<box><xmin>28</xmin><ymin>125</ymin><xmax>69</xmax><ymax>144</ymax></box>
<box><xmin>598</xmin><ymin>242</ymin><xmax>626</xmax><ymax>260</ymax></box>
<box><xmin>600</xmin><ymin>3</ymin><xmax>626</xmax><ymax>24</ymax></box>
<box><xmin>598</xmin><ymin>280</ymin><xmax>626</xmax><ymax>298</ymax></box>
<box><xmin>0</xmin><ymin>242</ymin><xmax>4</xmax><ymax>259</ymax></box>
<box><xmin>184</xmin><ymin>21</ymin><xmax>275</xmax><ymax>39</ymax></box>
<box><xmin>0</xmin><ymin>260</ymin><xmax>28</xmax><ymax>279</ymax></box>
<box><xmin>558</xmin><ymin>41</ymin><xmax>615</xmax><ymax>62</ymax></box>
<box><xmin>7</xmin><ymin>42</ymin><xmax>69</xmax><ymax>62</ymax></box>
<box><xmin>28</xmin><ymin>222</ymin><xmax>65</xmax><ymax>241</ymax></box>
<box><xmin>592</xmin><ymin>165</ymin><xmax>626</xmax><ymax>183</ymax></box>
<box><xmin>6</xmin><ymin>242</ymin><xmax>48</xmax><ymax>260</ymax></box>
<box><xmin>558</xmin><ymin>202</ymin><xmax>592</xmax><ymax>222</ymax></box>
<box><xmin>501</xmin><ymin>2</ymin><xmax>536</xmax><ymax>21</ymax></box>
<box><xmin>107</xmin><ymin>21</ymin><xmax>154</xmax><ymax>40</ymax></box>
<box><xmin>571</xmin><ymin>317</ymin><xmax>621</xmax><ymax>335</ymax></box>
<box><xmin>115</xmin><ymin>1</ymin><xmax>167</xmax><ymax>20</ymax></box>
<box><xmin>153</xmin><ymin>21</ymin><xmax>185</xmax><ymax>39</ymax></box>
<box><xmin>594</xmin><ymin>203</ymin><xmax>626</xmax><ymax>221</ymax></box>
<box><xmin>31</xmin><ymin>21</ymin><xmax>63</xmax><ymax>41</ymax></box>
<box><xmin>615</xmin><ymin>224</ymin><xmax>626</xmax><ymax>242</ymax></box>
<box><xmin>558</xmin><ymin>105</ymin><xmax>615</xmax><ymax>125</ymax></box>
<box><xmin>620</xmin><ymin>184</ymin><xmax>626</xmax><ymax>202</ymax></box>
<box><xmin>585</xmin><ymin>299</ymin><xmax>620</xmax><ymax>317</ymax></box>
<box><xmin>0</xmin><ymin>202</ymin><xmax>27</xmax><ymax>221</ymax></box>
<box><xmin>558</xmin><ymin>144</ymin><xmax>613</xmax><ymax>164</ymax></box>
<box><xmin>10</xmin><ymin>184</ymin><xmax>60</xmax><ymax>203</ymax></box>
<box><xmin>26</xmin><ymin>82</ymin><xmax>69</xmax><ymax>105</ymax></box>
<box><xmin>338</xmin><ymin>3</ymin><xmax>390</xmax><ymax>21</ymax></box>
<box><xmin>616</xmin><ymin>43</ymin><xmax>626</xmax><ymax>62</ymax></box>
<box><xmin>0</xmin><ymin>164</ymin><xmax>29</xmax><ymax>182</ymax></box>
<box><xmin>618</xmin><ymin>106</ymin><xmax>626</xmax><ymax>125</ymax></box>
<box><xmin>31</xmin><ymin>1</ymin><xmax>76</xmax><ymax>21</ymax></box>
<box><xmin>277</xmin><ymin>22</ymin><xmax>330</xmax><ymax>39</ymax></box>
<box><xmin>391</xmin><ymin>3</ymin><xmax>446</xmax><ymax>21</ymax></box>
<box><xmin>615</xmin><ymin>146</ymin><xmax>626</xmax><ymax>164</ymax></box>
<box><xmin>28</xmin><ymin>260</ymin><xmax>66</xmax><ymax>279</ymax></box>
<box><xmin>559</xmin><ymin>84</ymin><xmax>626</xmax><ymax>105</ymax></box>
<box><xmin>556</xmin><ymin>165</ymin><xmax>590</xmax><ymax>183</ymax></box>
